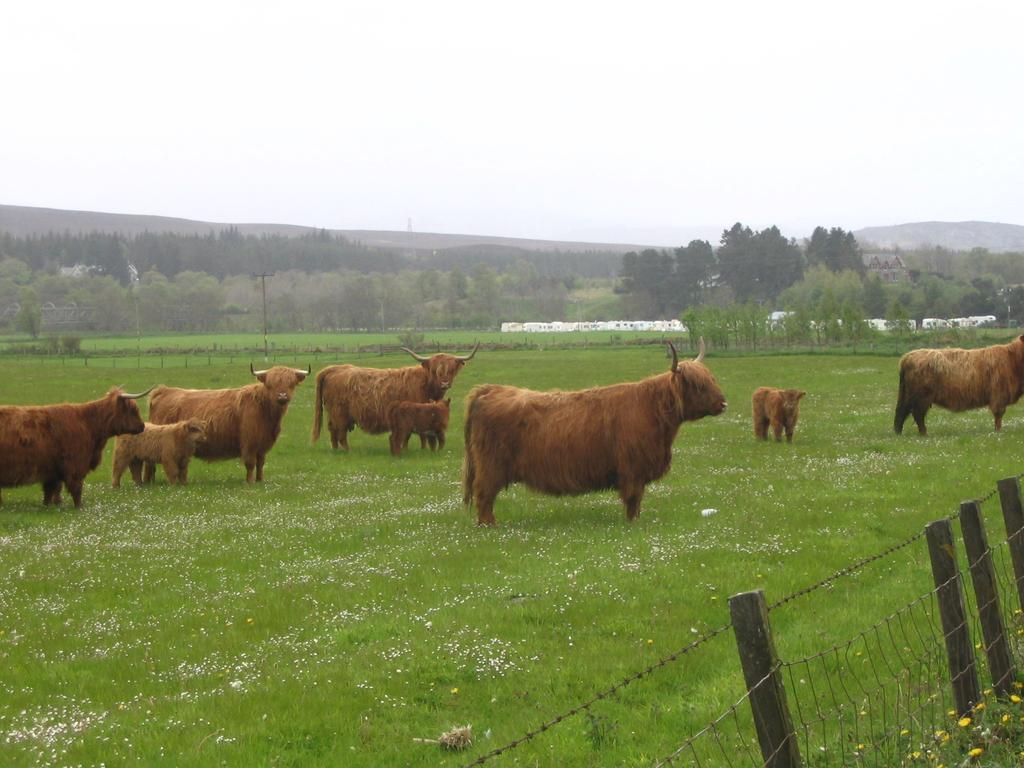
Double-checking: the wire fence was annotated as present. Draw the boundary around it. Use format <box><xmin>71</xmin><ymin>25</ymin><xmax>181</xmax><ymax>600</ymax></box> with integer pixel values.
<box><xmin>459</xmin><ymin>474</ymin><xmax>1024</xmax><ymax>767</ymax></box>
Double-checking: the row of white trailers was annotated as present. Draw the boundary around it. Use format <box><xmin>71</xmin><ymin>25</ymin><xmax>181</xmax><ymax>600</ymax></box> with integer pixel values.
<box><xmin>500</xmin><ymin>315</ymin><xmax>998</xmax><ymax>334</ymax></box>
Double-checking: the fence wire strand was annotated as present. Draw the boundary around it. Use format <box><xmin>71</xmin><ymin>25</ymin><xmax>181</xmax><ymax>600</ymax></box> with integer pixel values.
<box><xmin>461</xmin><ymin>622</ymin><xmax>732</xmax><ymax>767</ymax></box>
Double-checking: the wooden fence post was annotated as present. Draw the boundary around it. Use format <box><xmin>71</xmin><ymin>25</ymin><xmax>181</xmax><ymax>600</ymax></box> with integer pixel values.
<box><xmin>729</xmin><ymin>590</ymin><xmax>802</xmax><ymax>768</ymax></box>
<box><xmin>926</xmin><ymin>519</ymin><xmax>981</xmax><ymax>715</ymax></box>
<box><xmin>960</xmin><ymin>500</ymin><xmax>1016</xmax><ymax>694</ymax></box>
<box><xmin>997</xmin><ymin>476</ymin><xmax>1024</xmax><ymax>614</ymax></box>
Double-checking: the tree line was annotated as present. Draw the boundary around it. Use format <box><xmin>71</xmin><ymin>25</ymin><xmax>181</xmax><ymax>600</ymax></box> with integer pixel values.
<box><xmin>0</xmin><ymin>229</ymin><xmax>621</xmax><ymax>284</ymax></box>
<box><xmin>618</xmin><ymin>224</ymin><xmax>1024</xmax><ymax>328</ymax></box>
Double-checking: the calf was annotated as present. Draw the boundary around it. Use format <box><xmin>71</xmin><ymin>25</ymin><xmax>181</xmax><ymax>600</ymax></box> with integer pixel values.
<box><xmin>752</xmin><ymin>387</ymin><xmax>806</xmax><ymax>442</ymax></box>
<box><xmin>387</xmin><ymin>399</ymin><xmax>451</xmax><ymax>456</ymax></box>
<box><xmin>112</xmin><ymin>418</ymin><xmax>208</xmax><ymax>487</ymax></box>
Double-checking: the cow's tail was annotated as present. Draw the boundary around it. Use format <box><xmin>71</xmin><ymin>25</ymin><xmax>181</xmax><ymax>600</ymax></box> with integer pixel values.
<box><xmin>311</xmin><ymin>368</ymin><xmax>327</xmax><ymax>444</ymax></box>
<box><xmin>894</xmin><ymin>363</ymin><xmax>910</xmax><ymax>435</ymax></box>
<box><xmin>461</xmin><ymin>389</ymin><xmax>481</xmax><ymax>508</ymax></box>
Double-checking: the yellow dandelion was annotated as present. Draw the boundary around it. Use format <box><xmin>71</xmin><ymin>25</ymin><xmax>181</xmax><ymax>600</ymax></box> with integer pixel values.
<box><xmin>647</xmin><ymin>639</ymin><xmax>654</xmax><ymax>645</ymax></box>
<box><xmin>947</xmin><ymin>709</ymin><xmax>956</xmax><ymax>717</ymax></box>
<box><xmin>1002</xmin><ymin>714</ymin><xmax>1012</xmax><ymax>723</ymax></box>
<box><xmin>900</xmin><ymin>729</ymin><xmax>910</xmax><ymax>736</ymax></box>
<box><xmin>1012</xmin><ymin>694</ymin><xmax>1022</xmax><ymax>703</ymax></box>
<box><xmin>856</xmin><ymin>743</ymin><xmax>865</xmax><ymax>750</ymax></box>
<box><xmin>983</xmin><ymin>688</ymin><xmax>993</xmax><ymax>696</ymax></box>
<box><xmin>450</xmin><ymin>687</ymin><xmax>459</xmax><ymax>695</ymax></box>
<box><xmin>974</xmin><ymin>701</ymin><xmax>986</xmax><ymax>712</ymax></box>
<box><xmin>958</xmin><ymin>716</ymin><xmax>972</xmax><ymax>727</ymax></box>
<box><xmin>911</xmin><ymin>751</ymin><xmax>922</xmax><ymax>759</ymax></box>
<box><xmin>968</xmin><ymin>747</ymin><xmax>984</xmax><ymax>758</ymax></box>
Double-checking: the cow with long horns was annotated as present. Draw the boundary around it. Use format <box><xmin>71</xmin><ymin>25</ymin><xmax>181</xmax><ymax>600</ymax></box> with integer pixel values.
<box><xmin>148</xmin><ymin>365</ymin><xmax>308</xmax><ymax>483</ymax></box>
<box><xmin>0</xmin><ymin>386</ymin><xmax>151</xmax><ymax>507</ymax></box>
<box><xmin>312</xmin><ymin>344</ymin><xmax>478</xmax><ymax>451</ymax></box>
<box><xmin>462</xmin><ymin>341</ymin><xmax>726</xmax><ymax>525</ymax></box>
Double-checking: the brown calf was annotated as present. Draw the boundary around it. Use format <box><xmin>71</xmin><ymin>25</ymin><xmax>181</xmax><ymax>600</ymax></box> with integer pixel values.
<box><xmin>148</xmin><ymin>365</ymin><xmax>308</xmax><ymax>483</ymax></box>
<box><xmin>895</xmin><ymin>336</ymin><xmax>1024</xmax><ymax>434</ymax></box>
<box><xmin>462</xmin><ymin>341</ymin><xmax>726</xmax><ymax>525</ymax></box>
<box><xmin>0</xmin><ymin>387</ymin><xmax>150</xmax><ymax>507</ymax></box>
<box><xmin>112</xmin><ymin>418</ymin><xmax>208</xmax><ymax>487</ymax></box>
<box><xmin>312</xmin><ymin>345</ymin><xmax>477</xmax><ymax>451</ymax></box>
<box><xmin>752</xmin><ymin>387</ymin><xmax>806</xmax><ymax>442</ymax></box>
<box><xmin>387</xmin><ymin>399</ymin><xmax>451</xmax><ymax>456</ymax></box>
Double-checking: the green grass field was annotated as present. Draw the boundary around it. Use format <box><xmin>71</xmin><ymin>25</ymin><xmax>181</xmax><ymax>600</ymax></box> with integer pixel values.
<box><xmin>1</xmin><ymin>342</ymin><xmax>1022</xmax><ymax>766</ymax></box>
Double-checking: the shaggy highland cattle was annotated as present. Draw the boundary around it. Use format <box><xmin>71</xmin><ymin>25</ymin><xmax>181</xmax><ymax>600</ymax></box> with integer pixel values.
<box><xmin>752</xmin><ymin>387</ymin><xmax>806</xmax><ymax>442</ymax></box>
<box><xmin>462</xmin><ymin>341</ymin><xmax>726</xmax><ymax>525</ymax></box>
<box><xmin>111</xmin><ymin>418</ymin><xmax>208</xmax><ymax>487</ymax></box>
<box><xmin>148</xmin><ymin>365</ymin><xmax>308</xmax><ymax>483</ymax></box>
<box><xmin>895</xmin><ymin>336</ymin><xmax>1024</xmax><ymax>435</ymax></box>
<box><xmin>311</xmin><ymin>344</ymin><xmax>477</xmax><ymax>451</ymax></box>
<box><xmin>0</xmin><ymin>386</ymin><xmax>151</xmax><ymax>507</ymax></box>
<box><xmin>386</xmin><ymin>398</ymin><xmax>451</xmax><ymax>456</ymax></box>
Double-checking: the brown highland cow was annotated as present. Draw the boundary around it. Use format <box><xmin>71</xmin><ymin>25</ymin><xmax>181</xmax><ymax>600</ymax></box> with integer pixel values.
<box><xmin>462</xmin><ymin>341</ymin><xmax>726</xmax><ymax>525</ymax></box>
<box><xmin>112</xmin><ymin>418</ymin><xmax>208</xmax><ymax>487</ymax></box>
<box><xmin>148</xmin><ymin>365</ymin><xmax>308</xmax><ymax>483</ymax></box>
<box><xmin>752</xmin><ymin>387</ymin><xmax>806</xmax><ymax>442</ymax></box>
<box><xmin>387</xmin><ymin>398</ymin><xmax>451</xmax><ymax>456</ymax></box>
<box><xmin>311</xmin><ymin>345</ymin><xmax>477</xmax><ymax>451</ymax></box>
<box><xmin>0</xmin><ymin>386</ymin><xmax>150</xmax><ymax>507</ymax></box>
<box><xmin>895</xmin><ymin>336</ymin><xmax>1024</xmax><ymax>435</ymax></box>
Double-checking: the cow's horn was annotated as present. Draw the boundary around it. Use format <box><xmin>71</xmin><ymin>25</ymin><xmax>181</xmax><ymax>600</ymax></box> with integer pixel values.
<box><xmin>401</xmin><ymin>347</ymin><xmax>430</xmax><ymax>363</ymax></box>
<box><xmin>694</xmin><ymin>336</ymin><xmax>706</xmax><ymax>363</ymax></box>
<box><xmin>293</xmin><ymin>364</ymin><xmax>311</xmax><ymax>375</ymax></box>
<box><xmin>454</xmin><ymin>341</ymin><xmax>480</xmax><ymax>362</ymax></box>
<box><xmin>668</xmin><ymin>342</ymin><xmax>679</xmax><ymax>372</ymax></box>
<box><xmin>251</xmin><ymin>363</ymin><xmax>269</xmax><ymax>377</ymax></box>
<box><xmin>119</xmin><ymin>385</ymin><xmax>155</xmax><ymax>399</ymax></box>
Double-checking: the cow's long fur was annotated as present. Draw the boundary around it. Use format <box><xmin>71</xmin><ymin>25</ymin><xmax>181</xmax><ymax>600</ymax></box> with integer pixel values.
<box><xmin>112</xmin><ymin>418</ymin><xmax>207</xmax><ymax>487</ymax></box>
<box><xmin>312</xmin><ymin>351</ymin><xmax>473</xmax><ymax>451</ymax></box>
<box><xmin>148</xmin><ymin>366</ymin><xmax>307</xmax><ymax>482</ymax></box>
<box><xmin>461</xmin><ymin>351</ymin><xmax>726</xmax><ymax>524</ymax></box>
<box><xmin>0</xmin><ymin>388</ymin><xmax>146</xmax><ymax>507</ymax></box>
<box><xmin>752</xmin><ymin>387</ymin><xmax>805</xmax><ymax>442</ymax></box>
<box><xmin>895</xmin><ymin>336</ymin><xmax>1024</xmax><ymax>434</ymax></box>
<box><xmin>386</xmin><ymin>399</ymin><xmax>450</xmax><ymax>455</ymax></box>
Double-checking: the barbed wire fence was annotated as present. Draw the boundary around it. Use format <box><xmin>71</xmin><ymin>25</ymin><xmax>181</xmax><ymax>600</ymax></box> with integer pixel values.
<box><xmin>458</xmin><ymin>473</ymin><xmax>1024</xmax><ymax>767</ymax></box>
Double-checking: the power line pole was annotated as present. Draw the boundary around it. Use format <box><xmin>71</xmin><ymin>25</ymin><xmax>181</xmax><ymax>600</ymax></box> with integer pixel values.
<box><xmin>252</xmin><ymin>272</ymin><xmax>275</xmax><ymax>361</ymax></box>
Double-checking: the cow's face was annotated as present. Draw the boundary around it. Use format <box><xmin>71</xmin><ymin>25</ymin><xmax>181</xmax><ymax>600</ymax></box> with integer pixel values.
<box><xmin>780</xmin><ymin>390</ymin><xmax>806</xmax><ymax>417</ymax></box>
<box><xmin>186</xmin><ymin>418</ymin><xmax>208</xmax><ymax>445</ymax></box>
<box><xmin>253</xmin><ymin>366</ymin><xmax>309</xmax><ymax>406</ymax></box>
<box><xmin>423</xmin><ymin>355</ymin><xmax>468</xmax><ymax>399</ymax></box>
<box><xmin>673</xmin><ymin>361</ymin><xmax>727</xmax><ymax>421</ymax></box>
<box><xmin>111</xmin><ymin>391</ymin><xmax>147</xmax><ymax>435</ymax></box>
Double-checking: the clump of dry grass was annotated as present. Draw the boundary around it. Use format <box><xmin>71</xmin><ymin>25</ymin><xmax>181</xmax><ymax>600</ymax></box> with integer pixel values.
<box><xmin>414</xmin><ymin>724</ymin><xmax>472</xmax><ymax>751</ymax></box>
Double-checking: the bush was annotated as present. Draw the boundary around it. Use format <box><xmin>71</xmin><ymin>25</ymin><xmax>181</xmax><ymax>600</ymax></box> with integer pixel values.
<box><xmin>60</xmin><ymin>336</ymin><xmax>82</xmax><ymax>354</ymax></box>
<box><xmin>397</xmin><ymin>331</ymin><xmax>425</xmax><ymax>349</ymax></box>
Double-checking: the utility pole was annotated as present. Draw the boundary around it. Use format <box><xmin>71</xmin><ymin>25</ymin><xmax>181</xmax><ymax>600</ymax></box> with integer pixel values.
<box><xmin>252</xmin><ymin>272</ymin><xmax>275</xmax><ymax>361</ymax></box>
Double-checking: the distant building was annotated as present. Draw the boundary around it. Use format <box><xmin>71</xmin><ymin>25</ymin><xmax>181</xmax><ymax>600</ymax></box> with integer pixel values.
<box><xmin>863</xmin><ymin>252</ymin><xmax>908</xmax><ymax>283</ymax></box>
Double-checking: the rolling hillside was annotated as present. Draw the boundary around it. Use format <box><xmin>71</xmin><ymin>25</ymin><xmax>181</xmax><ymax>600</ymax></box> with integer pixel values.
<box><xmin>854</xmin><ymin>220</ymin><xmax>1024</xmax><ymax>252</ymax></box>
<box><xmin>0</xmin><ymin>204</ymin><xmax>644</xmax><ymax>253</ymax></box>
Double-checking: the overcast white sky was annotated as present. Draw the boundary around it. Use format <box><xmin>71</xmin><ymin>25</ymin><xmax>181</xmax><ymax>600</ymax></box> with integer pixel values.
<box><xmin>2</xmin><ymin>1</ymin><xmax>1022</xmax><ymax>244</ymax></box>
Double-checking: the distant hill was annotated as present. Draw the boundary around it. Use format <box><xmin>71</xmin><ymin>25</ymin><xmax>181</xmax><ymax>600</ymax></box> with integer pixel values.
<box><xmin>854</xmin><ymin>221</ymin><xmax>1024</xmax><ymax>252</ymax></box>
<box><xmin>0</xmin><ymin>204</ymin><xmax>644</xmax><ymax>253</ymax></box>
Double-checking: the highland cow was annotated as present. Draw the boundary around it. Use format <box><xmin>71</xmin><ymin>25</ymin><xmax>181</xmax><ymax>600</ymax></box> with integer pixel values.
<box><xmin>895</xmin><ymin>336</ymin><xmax>1024</xmax><ymax>435</ymax></box>
<box><xmin>311</xmin><ymin>345</ymin><xmax>477</xmax><ymax>451</ymax></box>
<box><xmin>752</xmin><ymin>387</ymin><xmax>806</xmax><ymax>442</ymax></box>
<box><xmin>0</xmin><ymin>386</ymin><xmax>151</xmax><ymax>507</ymax></box>
<box><xmin>148</xmin><ymin>365</ymin><xmax>308</xmax><ymax>483</ymax></box>
<box><xmin>111</xmin><ymin>418</ymin><xmax>208</xmax><ymax>487</ymax></box>
<box><xmin>462</xmin><ymin>341</ymin><xmax>726</xmax><ymax>525</ymax></box>
<box><xmin>387</xmin><ymin>398</ymin><xmax>451</xmax><ymax>456</ymax></box>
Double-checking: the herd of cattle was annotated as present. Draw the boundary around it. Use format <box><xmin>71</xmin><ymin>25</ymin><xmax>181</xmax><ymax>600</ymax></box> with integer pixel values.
<box><xmin>2</xmin><ymin>335</ymin><xmax>1024</xmax><ymax>523</ymax></box>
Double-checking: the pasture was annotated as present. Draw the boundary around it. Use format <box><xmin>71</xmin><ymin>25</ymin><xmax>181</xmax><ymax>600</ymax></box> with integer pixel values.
<box><xmin>1</xmin><ymin>342</ymin><xmax>1022</xmax><ymax>766</ymax></box>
